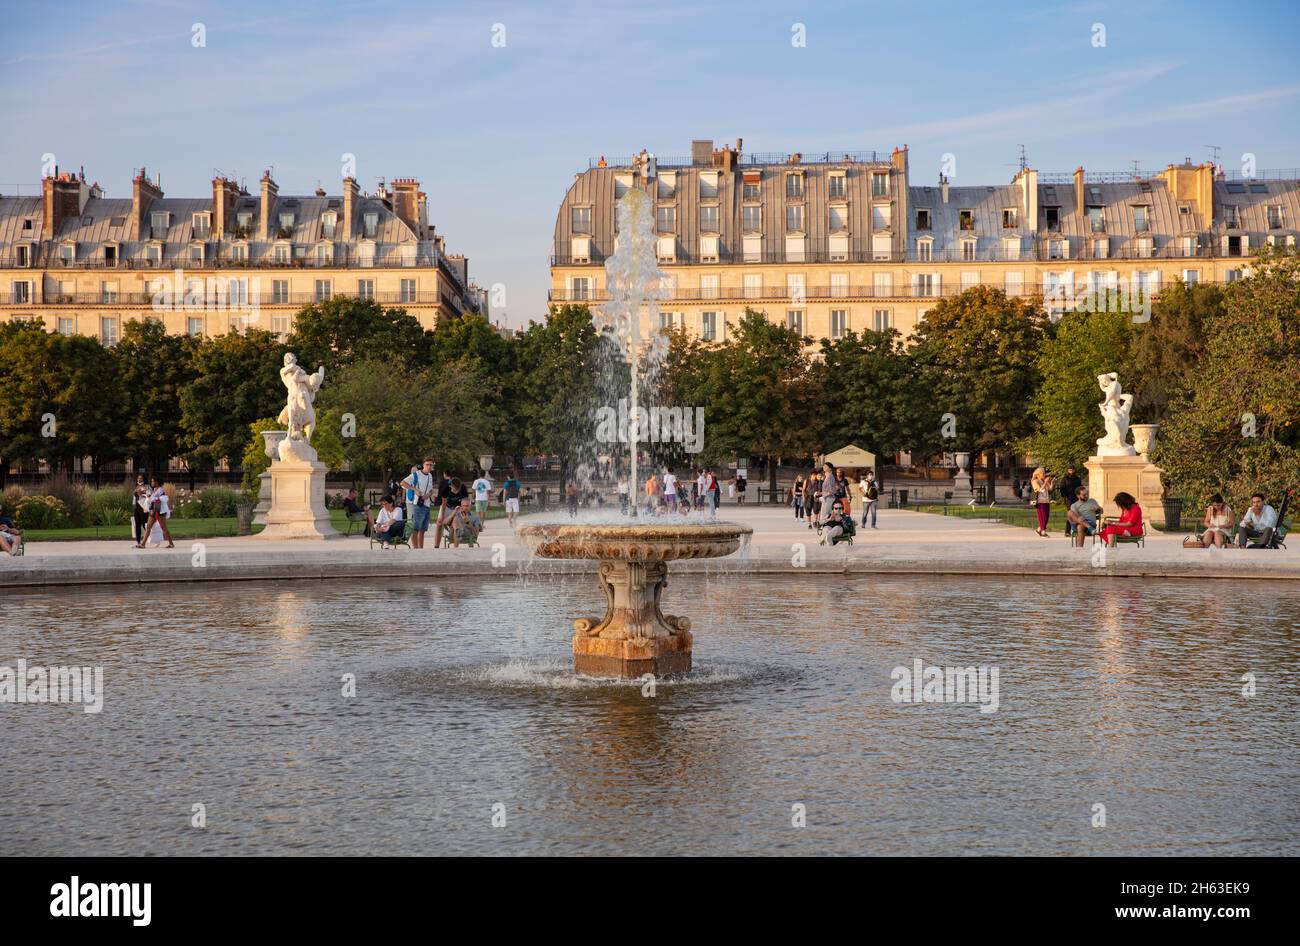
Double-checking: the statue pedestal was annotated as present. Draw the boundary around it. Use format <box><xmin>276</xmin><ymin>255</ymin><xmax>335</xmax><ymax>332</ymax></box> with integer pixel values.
<box><xmin>1085</xmin><ymin>454</ymin><xmax>1167</xmax><ymax>526</ymax></box>
<box><xmin>253</xmin><ymin>470</ymin><xmax>272</xmax><ymax>526</ymax></box>
<box><xmin>257</xmin><ymin>459</ymin><xmax>340</xmax><ymax>540</ymax></box>
<box><xmin>572</xmin><ymin>560</ymin><xmax>693</xmax><ymax>678</ymax></box>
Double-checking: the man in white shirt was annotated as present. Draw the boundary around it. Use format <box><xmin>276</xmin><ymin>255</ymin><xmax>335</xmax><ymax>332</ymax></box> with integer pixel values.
<box><xmin>662</xmin><ymin>468</ymin><xmax>678</xmax><ymax>513</ymax></box>
<box><xmin>1237</xmin><ymin>493</ymin><xmax>1278</xmax><ymax>548</ymax></box>
<box><xmin>471</xmin><ymin>471</ymin><xmax>493</xmax><ymax>527</ymax></box>
<box><xmin>371</xmin><ymin>495</ymin><xmax>405</xmax><ymax>549</ymax></box>
<box><xmin>400</xmin><ymin>458</ymin><xmax>436</xmax><ymax>549</ymax></box>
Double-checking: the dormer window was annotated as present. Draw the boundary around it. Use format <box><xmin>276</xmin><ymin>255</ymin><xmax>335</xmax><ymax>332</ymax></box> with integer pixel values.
<box><xmin>785</xmin><ymin>173</ymin><xmax>804</xmax><ymax>199</ymax></box>
<box><xmin>274</xmin><ymin>243</ymin><xmax>291</xmax><ymax>263</ymax></box>
<box><xmin>1132</xmin><ymin>205</ymin><xmax>1150</xmax><ymax>232</ymax></box>
<box><xmin>1267</xmin><ymin>205</ymin><xmax>1284</xmax><ymax>229</ymax></box>
<box><xmin>1044</xmin><ymin>206</ymin><xmax>1060</xmax><ymax>231</ymax></box>
<box><xmin>571</xmin><ymin>206</ymin><xmax>592</xmax><ymax>234</ymax></box>
<box><xmin>189</xmin><ymin>243</ymin><xmax>205</xmax><ymax>264</ymax></box>
<box><xmin>916</xmin><ymin>209</ymin><xmax>931</xmax><ymax>231</ymax></box>
<box><xmin>1087</xmin><ymin>206</ymin><xmax>1105</xmax><ymax>232</ymax></box>
<box><xmin>871</xmin><ymin>173</ymin><xmax>889</xmax><ymax>198</ymax></box>
<box><xmin>916</xmin><ymin>236</ymin><xmax>933</xmax><ymax>262</ymax></box>
<box><xmin>1223</xmin><ymin>205</ymin><xmax>1240</xmax><ymax>228</ymax></box>
<box><xmin>231</xmin><ymin>243</ymin><xmax>248</xmax><ymax>262</ymax></box>
<box><xmin>277</xmin><ymin>212</ymin><xmax>295</xmax><ymax>238</ymax></box>
<box><xmin>104</xmin><ymin>244</ymin><xmax>118</xmax><ymax>267</ymax></box>
<box><xmin>192</xmin><ymin>213</ymin><xmax>211</xmax><ymax>239</ymax></box>
<box><xmin>699</xmin><ymin>171</ymin><xmax>719</xmax><ymax>199</ymax></box>
<box><xmin>322</xmin><ymin>211</ymin><xmax>337</xmax><ymax>239</ymax></box>
<box><xmin>59</xmin><ymin>242</ymin><xmax>75</xmax><ymax>263</ymax></box>
<box><xmin>959</xmin><ymin>209</ymin><xmax>974</xmax><ymax>231</ymax></box>
<box><xmin>315</xmin><ymin>243</ymin><xmax>333</xmax><ymax>265</ymax></box>
<box><xmin>234</xmin><ymin>211</ymin><xmax>253</xmax><ymax>237</ymax></box>
<box><xmin>1002</xmin><ymin>208</ymin><xmax>1018</xmax><ymax>229</ymax></box>
<box><xmin>145</xmin><ymin>242</ymin><xmax>163</xmax><ymax>264</ymax></box>
<box><xmin>828</xmin><ymin>173</ymin><xmax>846</xmax><ymax>199</ymax></box>
<box><xmin>657</xmin><ymin>172</ymin><xmax>676</xmax><ymax>199</ymax></box>
<box><xmin>363</xmin><ymin>212</ymin><xmax>379</xmax><ymax>238</ymax></box>
<box><xmin>151</xmin><ymin>211</ymin><xmax>170</xmax><ymax>239</ymax></box>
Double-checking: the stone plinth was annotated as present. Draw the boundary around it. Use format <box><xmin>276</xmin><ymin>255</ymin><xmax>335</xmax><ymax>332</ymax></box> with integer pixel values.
<box><xmin>254</xmin><ymin>429</ymin><xmax>287</xmax><ymax>526</ymax></box>
<box><xmin>1085</xmin><ymin>454</ymin><xmax>1167</xmax><ymax>526</ymax></box>
<box><xmin>257</xmin><ymin>459</ymin><xmax>340</xmax><ymax>540</ymax></box>
<box><xmin>574</xmin><ymin>631</ymin><xmax>693</xmax><ymax>677</ymax></box>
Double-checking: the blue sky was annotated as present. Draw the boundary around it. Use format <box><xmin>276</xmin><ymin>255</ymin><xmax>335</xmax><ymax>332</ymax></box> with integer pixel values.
<box><xmin>2</xmin><ymin>0</ymin><xmax>1298</xmax><ymax>327</ymax></box>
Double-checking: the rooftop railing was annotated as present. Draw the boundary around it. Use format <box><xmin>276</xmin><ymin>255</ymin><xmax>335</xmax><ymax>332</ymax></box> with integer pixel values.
<box><xmin>589</xmin><ymin>150</ymin><xmax>887</xmax><ymax>170</ymax></box>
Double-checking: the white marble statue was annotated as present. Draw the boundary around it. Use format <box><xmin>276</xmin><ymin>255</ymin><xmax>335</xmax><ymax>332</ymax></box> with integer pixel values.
<box><xmin>1095</xmin><ymin>372</ymin><xmax>1136</xmax><ymax>457</ymax></box>
<box><xmin>276</xmin><ymin>352</ymin><xmax>325</xmax><ymax>462</ymax></box>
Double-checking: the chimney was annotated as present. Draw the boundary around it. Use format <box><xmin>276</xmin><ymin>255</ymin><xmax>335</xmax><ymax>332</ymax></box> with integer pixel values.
<box><xmin>42</xmin><ymin>168</ymin><xmax>85</xmax><ymax>240</ymax></box>
<box><xmin>258</xmin><ymin>170</ymin><xmax>278</xmax><ymax>241</ymax></box>
<box><xmin>1073</xmin><ymin>166</ymin><xmax>1086</xmax><ymax>216</ymax></box>
<box><xmin>691</xmin><ymin>139</ymin><xmax>714</xmax><ymax>167</ymax></box>
<box><xmin>342</xmin><ymin>176</ymin><xmax>359</xmax><ymax>238</ymax></box>
<box><xmin>212</xmin><ymin>176</ymin><xmax>238</xmax><ymax>236</ymax></box>
<box><xmin>391</xmin><ymin>177</ymin><xmax>421</xmax><ymax>233</ymax></box>
<box><xmin>417</xmin><ymin>190</ymin><xmax>429</xmax><ymax>233</ymax></box>
<box><xmin>1158</xmin><ymin>161</ymin><xmax>1216</xmax><ymax>228</ymax></box>
<box><xmin>129</xmin><ymin>167</ymin><xmax>164</xmax><ymax>241</ymax></box>
<box><xmin>940</xmin><ymin>174</ymin><xmax>949</xmax><ymax>204</ymax></box>
<box><xmin>1015</xmin><ymin>165</ymin><xmax>1038</xmax><ymax>232</ymax></box>
<box><xmin>892</xmin><ymin>145</ymin><xmax>909</xmax><ymax>260</ymax></box>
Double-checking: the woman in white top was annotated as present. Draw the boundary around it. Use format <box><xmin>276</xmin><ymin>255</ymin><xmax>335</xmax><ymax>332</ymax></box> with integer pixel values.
<box><xmin>138</xmin><ymin>476</ymin><xmax>174</xmax><ymax>549</ymax></box>
<box><xmin>1030</xmin><ymin>467</ymin><xmax>1055</xmax><ymax>537</ymax></box>
<box><xmin>1201</xmin><ymin>493</ymin><xmax>1233</xmax><ymax>548</ymax></box>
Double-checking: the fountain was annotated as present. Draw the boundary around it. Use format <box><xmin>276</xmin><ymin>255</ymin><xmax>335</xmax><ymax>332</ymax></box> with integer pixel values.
<box><xmin>517</xmin><ymin>188</ymin><xmax>750</xmax><ymax>678</ymax></box>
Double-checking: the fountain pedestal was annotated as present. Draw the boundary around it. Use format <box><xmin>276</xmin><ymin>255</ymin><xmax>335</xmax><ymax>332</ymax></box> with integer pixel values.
<box><xmin>518</xmin><ymin>522</ymin><xmax>751</xmax><ymax>679</ymax></box>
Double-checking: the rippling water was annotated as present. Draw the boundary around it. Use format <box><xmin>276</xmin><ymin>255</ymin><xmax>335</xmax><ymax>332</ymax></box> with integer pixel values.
<box><xmin>2</xmin><ymin>575</ymin><xmax>1297</xmax><ymax>856</ymax></box>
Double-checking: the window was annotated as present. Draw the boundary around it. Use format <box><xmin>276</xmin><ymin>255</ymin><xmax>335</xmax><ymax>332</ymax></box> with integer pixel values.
<box><xmin>1134</xmin><ymin>237</ymin><xmax>1153</xmax><ymax>259</ymax></box>
<box><xmin>872</xmin><ymin>235</ymin><xmax>891</xmax><ymax>261</ymax></box>
<box><xmin>830</xmin><ymin>273</ymin><xmax>849</xmax><ymax>298</ymax></box>
<box><xmin>186</xmin><ymin>317</ymin><xmax>204</xmax><ymax>337</ymax></box>
<box><xmin>699</xmin><ymin>171</ymin><xmax>719</xmax><ymax>199</ymax></box>
<box><xmin>192</xmin><ymin>214</ymin><xmax>210</xmax><ymax>239</ymax></box>
<box><xmin>189</xmin><ymin>244</ymin><xmax>204</xmax><ymax>264</ymax></box>
<box><xmin>961</xmin><ymin>271</ymin><xmax>979</xmax><ymax>291</ymax></box>
<box><xmin>1045</xmin><ymin>206</ymin><xmax>1060</xmax><ymax>231</ymax></box>
<box><xmin>744</xmin><ymin>274</ymin><xmax>762</xmax><ymax>299</ymax></box>
<box><xmin>151</xmin><ymin>211</ymin><xmax>169</xmax><ymax>239</ymax></box>
<box><xmin>1002</xmin><ymin>236</ymin><xmax>1020</xmax><ymax>260</ymax></box>
<box><xmin>231</xmin><ymin>243</ymin><xmax>247</xmax><ymax>262</ymax></box>
<box><xmin>400</xmin><ymin>278</ymin><xmax>417</xmax><ymax>302</ymax></box>
<box><xmin>236</xmin><ymin>211</ymin><xmax>253</xmax><ymax>233</ymax></box>
<box><xmin>699</xmin><ymin>234</ymin><xmax>719</xmax><ymax>263</ymax></box>
<box><xmin>913</xmin><ymin>273</ymin><xmax>936</xmax><ymax>297</ymax></box>
<box><xmin>1223</xmin><ymin>205</ymin><xmax>1240</xmax><ymax>228</ymax></box>
<box><xmin>570</xmin><ymin>277</ymin><xmax>590</xmax><ymax>301</ymax></box>
<box><xmin>1086</xmin><ymin>206</ymin><xmax>1105</xmax><ymax>232</ymax></box>
<box><xmin>1092</xmin><ymin>237</ymin><xmax>1109</xmax><ymax>259</ymax></box>
<box><xmin>786</xmin><ymin>273</ymin><xmax>806</xmax><ymax>303</ymax></box>
<box><xmin>103</xmin><ymin>244</ymin><xmax>117</xmax><ymax>266</ymax></box>
<box><xmin>274</xmin><ymin>243</ymin><xmax>290</xmax><ymax>263</ymax></box>
<box><xmin>1049</xmin><ymin>239</ymin><xmax>1069</xmax><ymax>260</ymax></box>
<box><xmin>656</xmin><ymin>206</ymin><xmax>676</xmax><ymax>232</ymax></box>
<box><xmin>700</xmin><ymin>311</ymin><xmax>718</xmax><ymax>341</ymax></box>
<box><xmin>699</xmin><ymin>205</ymin><xmax>719</xmax><ymax>232</ymax></box>
<box><xmin>1004</xmin><ymin>272</ymin><xmax>1023</xmax><ymax>295</ymax></box>
<box><xmin>227</xmin><ymin>278</ymin><xmax>250</xmax><ymax>306</ymax></box>
<box><xmin>830</xmin><ymin>309</ymin><xmax>848</xmax><ymax>339</ymax></box>
<box><xmin>614</xmin><ymin>173</ymin><xmax>632</xmax><ymax>199</ymax></box>
<box><xmin>314</xmin><ymin>279</ymin><xmax>332</xmax><ymax>302</ymax></box>
<box><xmin>828</xmin><ymin>205</ymin><xmax>848</xmax><ymax>233</ymax></box>
<box><xmin>743</xmin><ymin>181</ymin><xmax>760</xmax><ymax>201</ymax></box>
<box><xmin>828</xmin><ymin>174</ymin><xmax>846</xmax><ymax>199</ymax></box>
<box><xmin>11</xmin><ymin>281</ymin><xmax>30</xmax><ymax>303</ymax></box>
<box><xmin>657</xmin><ymin>236</ymin><xmax>676</xmax><ymax>262</ymax></box>
<box><xmin>872</xmin><ymin>308</ymin><xmax>891</xmax><ymax>332</ymax></box>
<box><xmin>786</xmin><ymin>310</ymin><xmax>804</xmax><ymax>334</ymax></box>
<box><xmin>1180</xmin><ymin>236</ymin><xmax>1196</xmax><ymax>257</ymax></box>
<box><xmin>742</xmin><ymin>206</ymin><xmax>762</xmax><ymax>231</ymax></box>
<box><xmin>742</xmin><ymin>235</ymin><xmax>762</xmax><ymax>262</ymax></box>
<box><xmin>872</xmin><ymin>205</ymin><xmax>891</xmax><ymax>229</ymax></box>
<box><xmin>871</xmin><ymin>173</ymin><xmax>888</xmax><ymax>198</ymax></box>
<box><xmin>1182</xmin><ymin>269</ymin><xmax>1200</xmax><ymax>285</ymax></box>
<box><xmin>785</xmin><ymin>174</ymin><xmax>804</xmax><ymax>198</ymax></box>
<box><xmin>57</xmin><ymin>317</ymin><xmax>75</xmax><ymax>336</ymax></box>
<box><xmin>571</xmin><ymin>207</ymin><xmax>592</xmax><ymax>233</ymax></box>
<box><xmin>1225</xmin><ymin>268</ymin><xmax>1243</xmax><ymax>283</ymax></box>
<box><xmin>916</xmin><ymin>209</ymin><xmax>931</xmax><ymax>230</ymax></box>
<box><xmin>960</xmin><ymin>239</ymin><xmax>976</xmax><ymax>261</ymax></box>
<box><xmin>699</xmin><ymin>274</ymin><xmax>719</xmax><ymax>299</ymax></box>
<box><xmin>1227</xmin><ymin>235</ymin><xmax>1243</xmax><ymax>256</ymax></box>
<box><xmin>872</xmin><ymin>272</ymin><xmax>892</xmax><ymax>296</ymax></box>
<box><xmin>315</xmin><ymin>244</ymin><xmax>331</xmax><ymax>265</ymax></box>
<box><xmin>100</xmin><ymin>317</ymin><xmax>119</xmax><ymax>346</ymax></box>
<box><xmin>916</xmin><ymin>239</ymin><xmax>932</xmax><ymax>262</ymax></box>
<box><xmin>786</xmin><ymin>205</ymin><xmax>804</xmax><ymax>231</ymax></box>
<box><xmin>1267</xmin><ymin>205</ymin><xmax>1283</xmax><ymax>229</ymax></box>
<box><xmin>322</xmin><ymin>212</ymin><xmax>336</xmax><ymax>239</ymax></box>
<box><xmin>959</xmin><ymin>209</ymin><xmax>974</xmax><ymax>231</ymax></box>
<box><xmin>1132</xmin><ymin>205</ymin><xmax>1150</xmax><ymax>232</ymax></box>
<box><xmin>15</xmin><ymin>244</ymin><xmax>31</xmax><ymax>267</ymax></box>
<box><xmin>1002</xmin><ymin>208</ymin><xmax>1018</xmax><ymax>229</ymax></box>
<box><xmin>146</xmin><ymin>243</ymin><xmax>162</xmax><ymax>263</ymax></box>
<box><xmin>657</xmin><ymin>173</ymin><xmax>676</xmax><ymax>199</ymax></box>
<box><xmin>363</xmin><ymin>212</ymin><xmax>378</xmax><ymax>238</ymax></box>
<box><xmin>273</xmin><ymin>212</ymin><xmax>292</xmax><ymax>236</ymax></box>
<box><xmin>272</xmin><ymin>279</ymin><xmax>290</xmax><ymax>304</ymax></box>
<box><xmin>100</xmin><ymin>280</ymin><xmax>119</xmax><ymax>303</ymax></box>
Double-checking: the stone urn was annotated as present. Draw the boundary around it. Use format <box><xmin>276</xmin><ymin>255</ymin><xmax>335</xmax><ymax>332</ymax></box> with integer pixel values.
<box><xmin>516</xmin><ymin>521</ymin><xmax>752</xmax><ymax>678</ymax></box>
<box><xmin>1130</xmin><ymin>423</ymin><xmax>1159</xmax><ymax>458</ymax></box>
<box><xmin>952</xmin><ymin>451</ymin><xmax>973</xmax><ymax>499</ymax></box>
<box><xmin>253</xmin><ymin>429</ymin><xmax>288</xmax><ymax>525</ymax></box>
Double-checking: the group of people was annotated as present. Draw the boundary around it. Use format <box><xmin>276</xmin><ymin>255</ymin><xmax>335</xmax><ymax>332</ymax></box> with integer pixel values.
<box><xmin>0</xmin><ymin>503</ymin><xmax>22</xmax><ymax>555</ymax></box>
<box><xmin>1200</xmin><ymin>493</ymin><xmax>1281</xmax><ymax>549</ymax></box>
<box><xmin>350</xmin><ymin>461</ymin><xmax>525</xmax><ymax>550</ymax></box>
<box><xmin>132</xmin><ymin>474</ymin><xmax>175</xmax><ymax>549</ymax></box>
<box><xmin>631</xmin><ymin>467</ymin><xmax>728</xmax><ymax>518</ymax></box>
<box><xmin>791</xmin><ymin>465</ymin><xmax>879</xmax><ymax>531</ymax></box>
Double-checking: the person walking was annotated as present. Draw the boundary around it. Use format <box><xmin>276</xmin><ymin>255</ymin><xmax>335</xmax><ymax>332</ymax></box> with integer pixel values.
<box><xmin>644</xmin><ymin>472</ymin><xmax>661</xmax><ymax>516</ymax></box>
<box><xmin>471</xmin><ymin>469</ymin><xmax>493</xmax><ymax>530</ymax></box>
<box><xmin>793</xmin><ymin>474</ymin><xmax>806</xmax><ymax>520</ymax></box>
<box><xmin>858</xmin><ymin>471</ymin><xmax>879</xmax><ymax>529</ymax></box>
<box><xmin>501</xmin><ymin>468</ymin><xmax>523</xmax><ymax>529</ymax></box>
<box><xmin>131</xmin><ymin>473</ymin><xmax>151</xmax><ymax>547</ymax></box>
<box><xmin>566</xmin><ymin>480</ymin><xmax>581</xmax><ymax>518</ymax></box>
<box><xmin>1030</xmin><ymin>467</ymin><xmax>1055</xmax><ymax>537</ymax></box>
<box><xmin>617</xmin><ymin>474</ymin><xmax>629</xmax><ymax>516</ymax></box>
<box><xmin>735</xmin><ymin>473</ymin><xmax>747</xmax><ymax>504</ymax></box>
<box><xmin>138</xmin><ymin>476</ymin><xmax>174</xmax><ymax>549</ymax></box>
<box><xmin>835</xmin><ymin>468</ymin><xmax>852</xmax><ymax>518</ymax></box>
<box><xmin>663</xmin><ymin>467</ymin><xmax>679</xmax><ymax>514</ymax></box>
<box><xmin>401</xmin><ymin>458</ymin><xmax>436</xmax><ymax>549</ymax></box>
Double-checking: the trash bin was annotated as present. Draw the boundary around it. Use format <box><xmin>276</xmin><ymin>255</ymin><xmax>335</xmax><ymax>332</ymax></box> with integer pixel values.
<box><xmin>236</xmin><ymin>502</ymin><xmax>255</xmax><ymax>536</ymax></box>
<box><xmin>1161</xmin><ymin>497</ymin><xmax>1184</xmax><ymax>531</ymax></box>
<box><xmin>899</xmin><ymin>488</ymin><xmax>909</xmax><ymax>508</ymax></box>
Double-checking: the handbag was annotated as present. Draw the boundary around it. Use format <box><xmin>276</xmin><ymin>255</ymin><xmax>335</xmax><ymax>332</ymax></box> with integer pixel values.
<box><xmin>1182</xmin><ymin>534</ymin><xmax>1205</xmax><ymax>548</ymax></box>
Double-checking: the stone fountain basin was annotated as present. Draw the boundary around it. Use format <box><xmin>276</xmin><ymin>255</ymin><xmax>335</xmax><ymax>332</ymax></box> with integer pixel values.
<box><xmin>516</xmin><ymin>521</ymin><xmax>751</xmax><ymax>561</ymax></box>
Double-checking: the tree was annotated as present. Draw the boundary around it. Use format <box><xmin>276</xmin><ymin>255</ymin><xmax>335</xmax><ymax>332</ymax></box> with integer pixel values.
<box><xmin>241</xmin><ymin>410</ymin><xmax>347</xmax><ymax>490</ymax></box>
<box><xmin>320</xmin><ymin>356</ymin><xmax>494</xmax><ymax>482</ymax></box>
<box><xmin>427</xmin><ymin>312</ymin><xmax>520</xmax><ymax>461</ymax></box>
<box><xmin>1154</xmin><ymin>248</ymin><xmax>1300</xmax><ymax>509</ymax></box>
<box><xmin>514</xmin><ymin>305</ymin><xmax>601</xmax><ymax>483</ymax></box>
<box><xmin>1127</xmin><ymin>278</ymin><xmax>1216</xmax><ymax>423</ymax></box>
<box><xmin>286</xmin><ymin>297</ymin><xmax>430</xmax><ymax>376</ymax></box>
<box><xmin>115</xmin><ymin>318</ymin><xmax>198</xmax><ymax>475</ymax></box>
<box><xmin>816</xmin><ymin>327</ymin><xmax>928</xmax><ymax>473</ymax></box>
<box><xmin>664</xmin><ymin>309</ymin><xmax>820</xmax><ymax>494</ymax></box>
<box><xmin>180</xmin><ymin>330</ymin><xmax>286</xmax><ymax>474</ymax></box>
<box><xmin>1021</xmin><ymin>309</ymin><xmax>1133</xmax><ymax>474</ymax></box>
<box><xmin>911</xmin><ymin>286</ymin><xmax>1047</xmax><ymax>499</ymax></box>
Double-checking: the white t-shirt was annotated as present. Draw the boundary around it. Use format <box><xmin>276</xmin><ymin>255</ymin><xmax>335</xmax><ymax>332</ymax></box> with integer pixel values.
<box><xmin>663</xmin><ymin>473</ymin><xmax>678</xmax><ymax>497</ymax></box>
<box><xmin>377</xmin><ymin>506</ymin><xmax>404</xmax><ymax>528</ymax></box>
<box><xmin>617</xmin><ymin>479</ymin><xmax>629</xmax><ymax>495</ymax></box>
<box><xmin>472</xmin><ymin>477</ymin><xmax>492</xmax><ymax>502</ymax></box>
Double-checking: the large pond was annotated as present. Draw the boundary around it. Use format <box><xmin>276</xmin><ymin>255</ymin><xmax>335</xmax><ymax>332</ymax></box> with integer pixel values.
<box><xmin>2</xmin><ymin>575</ymin><xmax>1297</xmax><ymax>856</ymax></box>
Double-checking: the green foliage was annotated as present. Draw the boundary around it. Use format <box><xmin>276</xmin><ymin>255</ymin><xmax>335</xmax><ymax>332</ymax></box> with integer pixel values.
<box><xmin>1128</xmin><ymin>279</ymin><xmax>1216</xmax><ymax>423</ymax></box>
<box><xmin>115</xmin><ymin>319</ymin><xmax>198</xmax><ymax>471</ymax></box>
<box><xmin>1021</xmin><ymin>309</ymin><xmax>1133</xmax><ymax>472</ymax></box>
<box><xmin>88</xmin><ymin>488</ymin><xmax>134</xmax><ymax>526</ymax></box>
<box><xmin>513</xmin><ymin>305</ymin><xmax>601</xmax><ymax>474</ymax></box>
<box><xmin>199</xmin><ymin>486</ymin><xmax>240</xmax><ymax>518</ymax></box>
<box><xmin>1154</xmin><ymin>248</ymin><xmax>1300</xmax><ymax>509</ymax></box>
<box><xmin>240</xmin><ymin>418</ymin><xmax>282</xmax><ymax>490</ymax></box>
<box><xmin>286</xmin><ymin>297</ymin><xmax>429</xmax><ymax>376</ymax></box>
<box><xmin>816</xmin><ymin>327</ymin><xmax>928</xmax><ymax>463</ymax></box>
<box><xmin>14</xmin><ymin>495</ymin><xmax>70</xmax><ymax>530</ymax></box>
<box><xmin>179</xmin><ymin>329</ymin><xmax>286</xmax><ymax>470</ymax></box>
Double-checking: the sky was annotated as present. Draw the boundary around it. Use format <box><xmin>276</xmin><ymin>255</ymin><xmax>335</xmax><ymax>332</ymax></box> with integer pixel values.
<box><xmin>2</xmin><ymin>0</ymin><xmax>1299</xmax><ymax>328</ymax></box>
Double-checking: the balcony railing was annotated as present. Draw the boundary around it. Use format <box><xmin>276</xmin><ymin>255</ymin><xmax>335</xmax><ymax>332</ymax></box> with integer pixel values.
<box><xmin>7</xmin><ymin>290</ymin><xmax>448</xmax><ymax>307</ymax></box>
<box><xmin>0</xmin><ymin>250</ymin><xmax>441</xmax><ymax>271</ymax></box>
<box><xmin>589</xmin><ymin>150</ymin><xmax>887</xmax><ymax>170</ymax></box>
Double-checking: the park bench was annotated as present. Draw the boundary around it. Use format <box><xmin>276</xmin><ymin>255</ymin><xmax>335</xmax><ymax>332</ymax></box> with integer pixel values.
<box><xmin>1092</xmin><ymin>517</ymin><xmax>1146</xmax><ymax>548</ymax></box>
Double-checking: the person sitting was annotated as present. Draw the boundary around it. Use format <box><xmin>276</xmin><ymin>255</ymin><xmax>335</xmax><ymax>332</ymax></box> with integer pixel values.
<box><xmin>1236</xmin><ymin>493</ymin><xmax>1277</xmax><ymax>548</ymax></box>
<box><xmin>448</xmin><ymin>498</ymin><xmax>482</xmax><ymax>548</ymax></box>
<box><xmin>0</xmin><ymin>513</ymin><xmax>22</xmax><ymax>556</ymax></box>
<box><xmin>370</xmin><ymin>495</ymin><xmax>405</xmax><ymax>549</ymax></box>
<box><xmin>342</xmin><ymin>488</ymin><xmax>368</xmax><ymax>532</ymax></box>
<box><xmin>820</xmin><ymin>500</ymin><xmax>855</xmax><ymax>545</ymax></box>
<box><xmin>1098</xmin><ymin>491</ymin><xmax>1143</xmax><ymax>547</ymax></box>
<box><xmin>1201</xmin><ymin>493</ymin><xmax>1234</xmax><ymax>548</ymax></box>
<box><xmin>1066</xmin><ymin>485</ymin><xmax>1103</xmax><ymax>548</ymax></box>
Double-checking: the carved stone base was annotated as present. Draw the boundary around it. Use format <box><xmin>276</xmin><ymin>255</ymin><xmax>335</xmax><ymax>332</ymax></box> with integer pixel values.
<box><xmin>1085</xmin><ymin>453</ymin><xmax>1167</xmax><ymax>526</ymax></box>
<box><xmin>573</xmin><ymin>632</ymin><xmax>692</xmax><ymax>678</ymax></box>
<box><xmin>257</xmin><ymin>459</ymin><xmax>340</xmax><ymax>539</ymax></box>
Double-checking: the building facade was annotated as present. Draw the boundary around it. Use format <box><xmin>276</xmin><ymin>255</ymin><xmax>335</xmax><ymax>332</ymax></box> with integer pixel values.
<box><xmin>1</xmin><ymin>167</ymin><xmax>482</xmax><ymax>342</ymax></box>
<box><xmin>551</xmin><ymin>138</ymin><xmax>1299</xmax><ymax>341</ymax></box>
